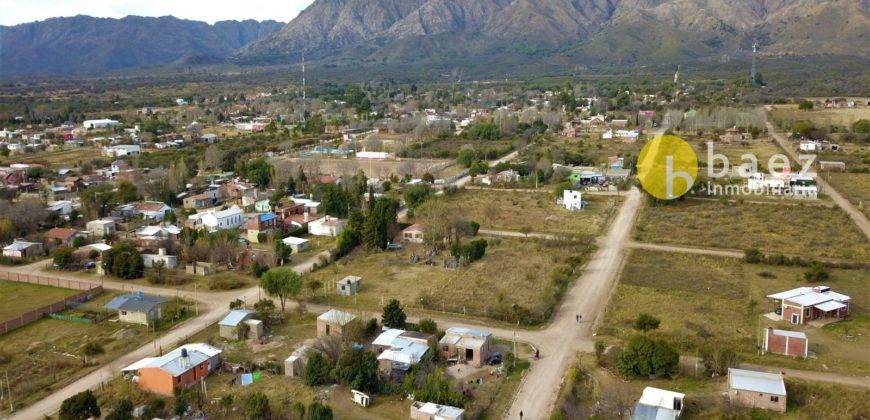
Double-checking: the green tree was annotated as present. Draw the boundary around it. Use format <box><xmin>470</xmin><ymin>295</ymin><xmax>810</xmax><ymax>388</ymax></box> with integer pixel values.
<box><xmin>72</xmin><ymin>235</ymin><xmax>88</xmax><ymax>248</ymax></box>
<box><xmin>617</xmin><ymin>335</ymin><xmax>679</xmax><ymax>378</ymax></box>
<box><xmin>404</xmin><ymin>184</ymin><xmax>434</xmax><ymax>210</ymax></box>
<box><xmin>246</xmin><ymin>392</ymin><xmax>271</xmax><ymax>420</ymax></box>
<box><xmin>102</xmin><ymin>243</ymin><xmax>144</xmax><ymax>279</ymax></box>
<box><xmin>633</xmin><ymin>313</ymin><xmax>661</xmax><ymax>332</ymax></box>
<box><xmin>59</xmin><ymin>390</ymin><xmax>101</xmax><ymax>420</ymax></box>
<box><xmin>115</xmin><ymin>180</ymin><xmax>140</xmax><ymax>203</ymax></box>
<box><xmin>80</xmin><ymin>183</ymin><xmax>117</xmax><ymax>218</ymax></box>
<box><xmin>804</xmin><ymin>261</ymin><xmax>830</xmax><ymax>282</ymax></box>
<box><xmin>307</xmin><ymin>402</ymin><xmax>333</xmax><ymax>420</ymax></box>
<box><xmin>852</xmin><ymin>119</ymin><xmax>870</xmax><ymax>134</ymax></box>
<box><xmin>414</xmin><ymin>368</ymin><xmax>464</xmax><ymax>407</ymax></box>
<box><xmin>241</xmin><ymin>158</ymin><xmax>274</xmax><ymax>187</ymax></box>
<box><xmin>333</xmin><ymin>348</ymin><xmax>380</xmax><ymax>393</ymax></box>
<box><xmin>318</xmin><ymin>184</ymin><xmax>354</xmax><ymax>218</ymax></box>
<box><xmin>304</xmin><ymin>352</ymin><xmax>333</xmax><ymax>386</ymax></box>
<box><xmin>382</xmin><ymin>298</ymin><xmax>407</xmax><ymax>329</ymax></box>
<box><xmin>105</xmin><ymin>399</ymin><xmax>134</xmax><ymax>420</ymax></box>
<box><xmin>457</xmin><ymin>149</ymin><xmax>476</xmax><ymax>167</ymax></box>
<box><xmin>259</xmin><ymin>267</ymin><xmax>303</xmax><ymax>312</ymax></box>
<box><xmin>418</xmin><ymin>318</ymin><xmax>438</xmax><ymax>334</ymax></box>
<box><xmin>274</xmin><ymin>239</ymin><xmax>291</xmax><ymax>266</ymax></box>
<box><xmin>53</xmin><ymin>246</ymin><xmax>76</xmax><ymax>269</ymax></box>
<box><xmin>798</xmin><ymin>100</ymin><xmax>814</xmax><ymax>111</ymax></box>
<box><xmin>362</xmin><ymin>197</ymin><xmax>399</xmax><ymax>250</ymax></box>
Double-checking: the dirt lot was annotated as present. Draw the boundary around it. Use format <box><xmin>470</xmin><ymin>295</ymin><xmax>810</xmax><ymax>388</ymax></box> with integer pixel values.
<box><xmin>0</xmin><ymin>280</ymin><xmax>79</xmax><ymax>321</ymax></box>
<box><xmin>305</xmin><ymin>237</ymin><xmax>594</xmax><ymax>324</ymax></box>
<box><xmin>598</xmin><ymin>249</ymin><xmax>870</xmax><ymax>376</ymax></box>
<box><xmin>634</xmin><ymin>198</ymin><xmax>870</xmax><ymax>261</ymax></box>
<box><xmin>769</xmin><ymin>105</ymin><xmax>870</xmax><ymax>130</ymax></box>
<box><xmin>271</xmin><ymin>156</ymin><xmax>453</xmax><ymax>180</ymax></box>
<box><xmin>827</xmin><ymin>172</ymin><xmax>870</xmax><ymax>219</ymax></box>
<box><xmin>16</xmin><ymin>146</ymin><xmax>103</xmax><ymax>168</ymax></box>
<box><xmin>440</xmin><ymin>189</ymin><xmax>619</xmax><ymax>237</ymax></box>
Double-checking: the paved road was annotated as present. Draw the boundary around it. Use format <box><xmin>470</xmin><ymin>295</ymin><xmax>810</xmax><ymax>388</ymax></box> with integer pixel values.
<box><xmin>3</xmin><ymin>251</ymin><xmax>329</xmax><ymax>420</ymax></box>
<box><xmin>766</xmin><ymin>121</ymin><xmax>870</xmax><ymax>240</ymax></box>
<box><xmin>505</xmin><ymin>188</ymin><xmax>643</xmax><ymax>420</ymax></box>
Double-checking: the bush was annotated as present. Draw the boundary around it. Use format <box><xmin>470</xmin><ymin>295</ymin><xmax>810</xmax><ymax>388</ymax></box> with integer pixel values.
<box><xmin>105</xmin><ymin>399</ymin><xmax>134</xmax><ymax>420</ymax></box>
<box><xmin>633</xmin><ymin>313</ymin><xmax>661</xmax><ymax>332</ymax></box>
<box><xmin>246</xmin><ymin>392</ymin><xmax>270</xmax><ymax>420</ymax></box>
<box><xmin>382</xmin><ymin>298</ymin><xmax>407</xmax><ymax>329</ymax></box>
<box><xmin>102</xmin><ymin>243</ymin><xmax>144</xmax><ymax>279</ymax></box>
<box><xmin>53</xmin><ymin>246</ymin><xmax>76</xmax><ymax>270</ymax></box>
<box><xmin>82</xmin><ymin>341</ymin><xmax>104</xmax><ymax>356</ymax></box>
<box><xmin>617</xmin><ymin>336</ymin><xmax>679</xmax><ymax>378</ymax></box>
<box><xmin>307</xmin><ymin>402</ymin><xmax>333</xmax><ymax>420</ymax></box>
<box><xmin>304</xmin><ymin>352</ymin><xmax>333</xmax><ymax>386</ymax></box>
<box><xmin>744</xmin><ymin>248</ymin><xmax>763</xmax><ymax>264</ymax></box>
<box><xmin>700</xmin><ymin>347</ymin><xmax>739</xmax><ymax>376</ymax></box>
<box><xmin>59</xmin><ymin>390</ymin><xmax>100</xmax><ymax>420</ymax></box>
<box><xmin>804</xmin><ymin>261</ymin><xmax>830</xmax><ymax>282</ymax></box>
<box><xmin>418</xmin><ymin>318</ymin><xmax>438</xmax><ymax>334</ymax></box>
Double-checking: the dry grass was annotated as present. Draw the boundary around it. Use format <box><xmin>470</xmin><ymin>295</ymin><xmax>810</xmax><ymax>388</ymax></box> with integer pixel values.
<box><xmin>272</xmin><ymin>156</ymin><xmax>452</xmax><ymax>179</ymax></box>
<box><xmin>440</xmin><ymin>189</ymin><xmax>618</xmax><ymax>237</ymax></box>
<box><xmin>634</xmin><ymin>199</ymin><xmax>870</xmax><ymax>261</ymax></box>
<box><xmin>0</xmin><ymin>280</ymin><xmax>78</xmax><ymax>320</ymax></box>
<box><xmin>599</xmin><ymin>249</ymin><xmax>870</xmax><ymax>376</ymax></box>
<box><xmin>770</xmin><ymin>105</ymin><xmax>870</xmax><ymax>129</ymax></box>
<box><xmin>305</xmin><ymin>237</ymin><xmax>593</xmax><ymax>323</ymax></box>
<box><xmin>18</xmin><ymin>146</ymin><xmax>104</xmax><ymax>168</ymax></box>
<box><xmin>827</xmin><ymin>172</ymin><xmax>870</xmax><ymax>219</ymax></box>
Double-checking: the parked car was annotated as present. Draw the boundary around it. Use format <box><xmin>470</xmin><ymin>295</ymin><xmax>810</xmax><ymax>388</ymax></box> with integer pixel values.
<box><xmin>487</xmin><ymin>352</ymin><xmax>502</xmax><ymax>365</ymax></box>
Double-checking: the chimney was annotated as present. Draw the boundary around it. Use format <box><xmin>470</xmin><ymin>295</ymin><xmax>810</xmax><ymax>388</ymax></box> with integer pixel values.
<box><xmin>180</xmin><ymin>347</ymin><xmax>189</xmax><ymax>369</ymax></box>
<box><xmin>304</xmin><ymin>211</ymin><xmax>309</xmax><ymax>222</ymax></box>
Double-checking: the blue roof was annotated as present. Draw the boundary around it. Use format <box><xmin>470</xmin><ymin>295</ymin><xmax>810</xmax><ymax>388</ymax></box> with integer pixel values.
<box><xmin>104</xmin><ymin>292</ymin><xmax>169</xmax><ymax>312</ymax></box>
<box><xmin>152</xmin><ymin>349</ymin><xmax>211</xmax><ymax>377</ymax></box>
<box><xmin>219</xmin><ymin>309</ymin><xmax>256</xmax><ymax>327</ymax></box>
<box><xmin>260</xmin><ymin>213</ymin><xmax>278</xmax><ymax>222</ymax></box>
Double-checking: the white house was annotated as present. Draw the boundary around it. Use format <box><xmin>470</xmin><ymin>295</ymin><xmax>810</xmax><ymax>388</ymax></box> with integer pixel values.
<box><xmin>197</xmin><ymin>206</ymin><xmax>245</xmax><ymax>231</ymax></box>
<box><xmin>135</xmin><ymin>201</ymin><xmax>172</xmax><ymax>221</ymax></box>
<box><xmin>281</xmin><ymin>236</ymin><xmax>310</xmax><ymax>253</ymax></box>
<box><xmin>83</xmin><ymin>119</ymin><xmax>119</xmax><ymax>129</ymax></box>
<box><xmin>799</xmin><ymin>141</ymin><xmax>822</xmax><ymax>152</ymax></box>
<box><xmin>562</xmin><ymin>190</ymin><xmax>584</xmax><ymax>211</ymax></box>
<box><xmin>632</xmin><ymin>387</ymin><xmax>684</xmax><ymax>420</ymax></box>
<box><xmin>103</xmin><ymin>145</ymin><xmax>141</xmax><ymax>157</ymax></box>
<box><xmin>86</xmin><ymin>219</ymin><xmax>117</xmax><ymax>237</ymax></box>
<box><xmin>142</xmin><ymin>249</ymin><xmax>178</xmax><ymax>269</ymax></box>
<box><xmin>308</xmin><ymin>216</ymin><xmax>347</xmax><ymax>237</ymax></box>
<box><xmin>2</xmin><ymin>240</ymin><xmax>43</xmax><ymax>258</ymax></box>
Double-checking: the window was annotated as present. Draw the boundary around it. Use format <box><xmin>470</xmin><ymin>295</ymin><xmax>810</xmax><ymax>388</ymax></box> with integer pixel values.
<box><xmin>771</xmin><ymin>396</ymin><xmax>779</xmax><ymax>403</ymax></box>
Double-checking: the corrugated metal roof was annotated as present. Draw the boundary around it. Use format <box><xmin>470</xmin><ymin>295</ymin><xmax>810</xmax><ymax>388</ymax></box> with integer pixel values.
<box><xmin>317</xmin><ymin>309</ymin><xmax>356</xmax><ymax>325</ymax></box>
<box><xmin>282</xmin><ymin>236</ymin><xmax>308</xmax><ymax>245</ymax></box>
<box><xmin>770</xmin><ymin>329</ymin><xmax>807</xmax><ymax>339</ymax></box>
<box><xmin>104</xmin><ymin>293</ymin><xmax>169</xmax><ymax>313</ymax></box>
<box><xmin>729</xmin><ymin>368</ymin><xmax>786</xmax><ymax>395</ymax></box>
<box><xmin>444</xmin><ymin>327</ymin><xmax>491</xmax><ymax>338</ymax></box>
<box><xmin>814</xmin><ymin>301</ymin><xmax>847</xmax><ymax>312</ymax></box>
<box><xmin>372</xmin><ymin>329</ymin><xmax>405</xmax><ymax>347</ymax></box>
<box><xmin>219</xmin><ymin>309</ymin><xmax>256</xmax><ymax>327</ymax></box>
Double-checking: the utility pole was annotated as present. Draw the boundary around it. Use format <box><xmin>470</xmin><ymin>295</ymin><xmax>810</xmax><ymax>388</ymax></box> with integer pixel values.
<box><xmin>5</xmin><ymin>370</ymin><xmax>12</xmax><ymax>412</ymax></box>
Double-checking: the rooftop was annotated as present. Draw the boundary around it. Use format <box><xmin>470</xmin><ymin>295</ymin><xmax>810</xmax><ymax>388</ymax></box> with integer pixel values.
<box><xmin>104</xmin><ymin>292</ymin><xmax>169</xmax><ymax>313</ymax></box>
<box><xmin>219</xmin><ymin>309</ymin><xmax>256</xmax><ymax>327</ymax></box>
<box><xmin>317</xmin><ymin>309</ymin><xmax>357</xmax><ymax>326</ymax></box>
<box><xmin>729</xmin><ymin>368</ymin><xmax>786</xmax><ymax>396</ymax></box>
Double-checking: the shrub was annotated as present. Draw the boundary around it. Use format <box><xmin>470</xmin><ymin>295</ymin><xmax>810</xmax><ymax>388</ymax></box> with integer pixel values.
<box><xmin>304</xmin><ymin>352</ymin><xmax>333</xmax><ymax>386</ymax></box>
<box><xmin>744</xmin><ymin>248</ymin><xmax>763</xmax><ymax>264</ymax></box>
<box><xmin>633</xmin><ymin>313</ymin><xmax>661</xmax><ymax>332</ymax></box>
<box><xmin>59</xmin><ymin>390</ymin><xmax>100</xmax><ymax>420</ymax></box>
<box><xmin>246</xmin><ymin>392</ymin><xmax>270</xmax><ymax>420</ymax></box>
<box><xmin>382</xmin><ymin>298</ymin><xmax>407</xmax><ymax>329</ymax></box>
<box><xmin>617</xmin><ymin>336</ymin><xmax>679</xmax><ymax>378</ymax></box>
<box><xmin>804</xmin><ymin>261</ymin><xmax>830</xmax><ymax>282</ymax></box>
<box><xmin>53</xmin><ymin>246</ymin><xmax>76</xmax><ymax>270</ymax></box>
<box><xmin>307</xmin><ymin>402</ymin><xmax>333</xmax><ymax>420</ymax></box>
<box><xmin>418</xmin><ymin>318</ymin><xmax>438</xmax><ymax>334</ymax></box>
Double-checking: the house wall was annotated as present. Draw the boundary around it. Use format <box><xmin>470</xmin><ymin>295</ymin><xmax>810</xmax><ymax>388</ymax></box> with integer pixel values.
<box><xmin>764</xmin><ymin>330</ymin><xmax>807</xmax><ymax>358</ymax></box>
<box><xmin>781</xmin><ymin>304</ymin><xmax>804</xmax><ymax>324</ymax></box>
<box><xmin>317</xmin><ymin>320</ymin><xmax>344</xmax><ymax>338</ymax></box>
<box><xmin>119</xmin><ymin>306</ymin><xmax>161</xmax><ymax>326</ymax></box>
<box><xmin>137</xmin><ymin>367</ymin><xmax>175</xmax><ymax>395</ymax></box>
<box><xmin>728</xmin><ymin>389</ymin><xmax>786</xmax><ymax>412</ymax></box>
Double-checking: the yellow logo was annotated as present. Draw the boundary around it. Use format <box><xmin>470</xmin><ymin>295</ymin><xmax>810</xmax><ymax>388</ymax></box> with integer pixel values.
<box><xmin>636</xmin><ymin>135</ymin><xmax>698</xmax><ymax>200</ymax></box>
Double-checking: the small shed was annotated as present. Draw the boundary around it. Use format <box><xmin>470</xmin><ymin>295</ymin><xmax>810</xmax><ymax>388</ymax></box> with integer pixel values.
<box><xmin>763</xmin><ymin>328</ymin><xmax>808</xmax><ymax>358</ymax></box>
<box><xmin>317</xmin><ymin>309</ymin><xmax>357</xmax><ymax>338</ymax></box>
<box><xmin>219</xmin><ymin>309</ymin><xmax>258</xmax><ymax>340</ymax></box>
<box><xmin>727</xmin><ymin>368</ymin><xmax>786</xmax><ymax>412</ymax></box>
<box><xmin>337</xmin><ymin>275</ymin><xmax>362</xmax><ymax>296</ymax></box>
<box><xmin>282</xmin><ymin>236</ymin><xmax>310</xmax><ymax>253</ymax></box>
<box><xmin>285</xmin><ymin>345</ymin><xmax>318</xmax><ymax>377</ymax></box>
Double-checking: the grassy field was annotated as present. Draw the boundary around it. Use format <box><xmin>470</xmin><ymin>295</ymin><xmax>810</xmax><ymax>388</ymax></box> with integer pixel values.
<box><xmin>826</xmin><ymin>172</ymin><xmax>870</xmax><ymax>219</ymax></box>
<box><xmin>14</xmin><ymin>146</ymin><xmax>103</xmax><ymax>168</ymax></box>
<box><xmin>0</xmin><ymin>280</ymin><xmax>80</xmax><ymax>321</ymax></box>
<box><xmin>272</xmin><ymin>156</ymin><xmax>453</xmax><ymax>179</ymax></box>
<box><xmin>522</xmin><ymin>134</ymin><xmax>645</xmax><ymax>170</ymax></box>
<box><xmin>0</xmin><ymin>290</ymin><xmax>186</xmax><ymax>415</ymax></box>
<box><xmin>598</xmin><ymin>249</ymin><xmax>870</xmax><ymax>375</ymax></box>
<box><xmin>555</xmin><ymin>356</ymin><xmax>870</xmax><ymax>419</ymax></box>
<box><xmin>634</xmin><ymin>198</ymin><xmax>870</xmax><ymax>261</ymax></box>
<box><xmin>305</xmin><ymin>237</ymin><xmax>594</xmax><ymax>324</ymax></box>
<box><xmin>769</xmin><ymin>105</ymin><xmax>870</xmax><ymax>130</ymax></box>
<box><xmin>439</xmin><ymin>188</ymin><xmax>619</xmax><ymax>237</ymax></box>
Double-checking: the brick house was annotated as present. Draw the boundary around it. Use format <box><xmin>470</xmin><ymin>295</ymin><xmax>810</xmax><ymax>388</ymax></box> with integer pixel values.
<box><xmin>767</xmin><ymin>286</ymin><xmax>850</xmax><ymax>325</ymax></box>
<box><xmin>727</xmin><ymin>368</ymin><xmax>786</xmax><ymax>413</ymax></box>
<box><xmin>44</xmin><ymin>227</ymin><xmax>86</xmax><ymax>247</ymax></box>
<box><xmin>246</xmin><ymin>213</ymin><xmax>279</xmax><ymax>242</ymax></box>
<box><xmin>126</xmin><ymin>344</ymin><xmax>222</xmax><ymax>396</ymax></box>
<box><xmin>763</xmin><ymin>328</ymin><xmax>808</xmax><ymax>358</ymax></box>
<box><xmin>439</xmin><ymin>327</ymin><xmax>493</xmax><ymax>367</ymax></box>
<box><xmin>402</xmin><ymin>224</ymin><xmax>425</xmax><ymax>244</ymax></box>
<box><xmin>316</xmin><ymin>309</ymin><xmax>357</xmax><ymax>338</ymax></box>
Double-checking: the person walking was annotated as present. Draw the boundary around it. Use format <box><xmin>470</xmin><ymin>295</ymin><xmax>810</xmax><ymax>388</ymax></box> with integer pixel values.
<box><xmin>520</xmin><ymin>410</ymin><xmax>524</xmax><ymax>420</ymax></box>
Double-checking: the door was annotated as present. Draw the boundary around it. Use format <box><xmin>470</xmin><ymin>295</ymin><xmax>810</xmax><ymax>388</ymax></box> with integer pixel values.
<box><xmin>791</xmin><ymin>313</ymin><xmax>799</xmax><ymax>324</ymax></box>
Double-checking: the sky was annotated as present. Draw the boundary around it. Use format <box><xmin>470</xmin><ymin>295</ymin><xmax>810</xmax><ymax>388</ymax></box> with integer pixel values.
<box><xmin>0</xmin><ymin>0</ymin><xmax>315</xmax><ymax>26</ymax></box>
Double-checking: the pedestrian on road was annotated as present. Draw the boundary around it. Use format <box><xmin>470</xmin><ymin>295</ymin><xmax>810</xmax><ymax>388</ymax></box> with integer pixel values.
<box><xmin>576</xmin><ymin>314</ymin><xmax>579</xmax><ymax>322</ymax></box>
<box><xmin>520</xmin><ymin>410</ymin><xmax>523</xmax><ymax>420</ymax></box>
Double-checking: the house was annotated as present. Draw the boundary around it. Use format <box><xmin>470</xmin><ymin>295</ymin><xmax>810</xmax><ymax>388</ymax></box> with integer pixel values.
<box><xmin>142</xmin><ymin>249</ymin><xmax>177</xmax><ymax>269</ymax></box>
<box><xmin>439</xmin><ymin>327</ymin><xmax>493</xmax><ymax>367</ymax></box>
<box><xmin>46</xmin><ymin>201</ymin><xmax>73</xmax><ymax>217</ymax></box>
<box><xmin>2</xmin><ymin>239</ymin><xmax>43</xmax><ymax>258</ymax></box>
<box><xmin>135</xmin><ymin>225</ymin><xmax>181</xmax><ymax>241</ymax></box>
<box><xmin>308</xmin><ymin>216</ymin><xmax>347</xmax><ymax>237</ymax></box>
<box><xmin>799</xmin><ymin>141</ymin><xmax>822</xmax><ymax>152</ymax></box>
<box><xmin>254</xmin><ymin>200</ymin><xmax>272</xmax><ymax>213</ymax></box>
<box><xmin>194</xmin><ymin>206</ymin><xmax>244</xmax><ymax>232</ymax></box>
<box><xmin>767</xmin><ymin>286</ymin><xmax>850</xmax><ymax>325</ymax></box>
<box><xmin>495</xmin><ymin>170</ymin><xmax>520</xmax><ymax>184</ymax></box>
<box><xmin>247</xmin><ymin>213</ymin><xmax>279</xmax><ymax>242</ymax></box>
<box><xmin>103</xmin><ymin>145</ymin><xmax>141</xmax><ymax>157</ymax></box>
<box><xmin>83</xmin><ymin>119</ymin><xmax>119</xmax><ymax>129</ymax></box>
<box><xmin>183</xmin><ymin>193</ymin><xmax>218</xmax><ymax>209</ymax></box>
<box><xmin>281</xmin><ymin>236</ymin><xmax>310</xmax><ymax>253</ymax></box>
<box><xmin>410</xmin><ymin>402</ymin><xmax>464</xmax><ymax>420</ymax></box>
<box><xmin>337</xmin><ymin>275</ymin><xmax>362</xmax><ymax>296</ymax></box>
<box><xmin>104</xmin><ymin>292</ymin><xmax>169</xmax><ymax>326</ymax></box>
<box><xmin>110</xmin><ymin>160</ymin><xmax>132</xmax><ymax>173</ymax></box>
<box><xmin>372</xmin><ymin>329</ymin><xmax>436</xmax><ymax>373</ymax></box>
<box><xmin>727</xmin><ymin>368</ymin><xmax>786</xmax><ymax>412</ymax></box>
<box><xmin>632</xmin><ymin>387</ymin><xmax>684</xmax><ymax>420</ymax></box>
<box><xmin>562</xmin><ymin>190</ymin><xmax>584</xmax><ymax>211</ymax></box>
<box><xmin>135</xmin><ymin>201</ymin><xmax>172</xmax><ymax>222</ymax></box>
<box><xmin>285</xmin><ymin>345</ymin><xmax>321</xmax><ymax>377</ymax></box>
<box><xmin>86</xmin><ymin>219</ymin><xmax>116</xmax><ymax>237</ymax></box>
<box><xmin>720</xmin><ymin>127</ymin><xmax>752</xmax><ymax>143</ymax></box>
<box><xmin>186</xmin><ymin>261</ymin><xmax>215</xmax><ymax>276</ymax></box>
<box><xmin>44</xmin><ymin>227</ymin><xmax>86</xmax><ymax>247</ymax></box>
<box><xmin>763</xmin><ymin>328</ymin><xmax>808</xmax><ymax>358</ymax></box>
<box><xmin>127</xmin><ymin>343</ymin><xmax>222</xmax><ymax>396</ymax></box>
<box><xmin>317</xmin><ymin>309</ymin><xmax>357</xmax><ymax>338</ymax></box>
<box><xmin>819</xmin><ymin>161</ymin><xmax>846</xmax><ymax>171</ymax></box>
<box><xmin>790</xmin><ymin>176</ymin><xmax>819</xmax><ymax>199</ymax></box>
<box><xmin>402</xmin><ymin>224</ymin><xmax>425</xmax><ymax>244</ymax></box>
<box><xmin>219</xmin><ymin>309</ymin><xmax>264</xmax><ymax>340</ymax></box>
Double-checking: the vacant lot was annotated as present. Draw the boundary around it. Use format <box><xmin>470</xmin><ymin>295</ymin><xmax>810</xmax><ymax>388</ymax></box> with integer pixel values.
<box><xmin>0</xmin><ymin>280</ymin><xmax>79</xmax><ymax>321</ymax></box>
<box><xmin>827</xmin><ymin>172</ymin><xmax>870</xmax><ymax>219</ymax></box>
<box><xmin>770</xmin><ymin>105</ymin><xmax>870</xmax><ymax>130</ymax></box>
<box><xmin>634</xmin><ymin>199</ymin><xmax>870</xmax><ymax>261</ymax></box>
<box><xmin>17</xmin><ymin>146</ymin><xmax>102</xmax><ymax>168</ymax></box>
<box><xmin>0</xmin><ymin>291</ymin><xmax>173</xmax><ymax>415</ymax></box>
<box><xmin>683</xmin><ymin>135</ymin><xmax>792</xmax><ymax>169</ymax></box>
<box><xmin>273</xmin><ymin>156</ymin><xmax>452</xmax><ymax>179</ymax></box>
<box><xmin>441</xmin><ymin>189</ymin><xmax>618</xmax><ymax>237</ymax></box>
<box><xmin>599</xmin><ymin>249</ymin><xmax>870</xmax><ymax>375</ymax></box>
<box><xmin>305</xmin><ymin>237</ymin><xmax>594</xmax><ymax>324</ymax></box>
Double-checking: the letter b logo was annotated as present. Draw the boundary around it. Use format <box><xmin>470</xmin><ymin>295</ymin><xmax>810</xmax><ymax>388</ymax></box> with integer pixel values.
<box><xmin>637</xmin><ymin>135</ymin><xmax>698</xmax><ymax>200</ymax></box>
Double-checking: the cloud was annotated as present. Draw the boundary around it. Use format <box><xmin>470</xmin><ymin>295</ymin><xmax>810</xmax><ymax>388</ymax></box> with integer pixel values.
<box><xmin>0</xmin><ymin>0</ymin><xmax>313</xmax><ymax>25</ymax></box>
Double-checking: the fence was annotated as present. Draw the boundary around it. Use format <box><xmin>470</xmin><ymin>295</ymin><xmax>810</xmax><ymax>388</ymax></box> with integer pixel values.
<box><xmin>0</xmin><ymin>270</ymin><xmax>103</xmax><ymax>334</ymax></box>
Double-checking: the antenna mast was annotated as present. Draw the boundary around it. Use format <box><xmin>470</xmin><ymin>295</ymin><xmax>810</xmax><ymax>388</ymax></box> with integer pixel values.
<box><xmin>302</xmin><ymin>52</ymin><xmax>306</xmax><ymax>101</ymax></box>
<box><xmin>750</xmin><ymin>42</ymin><xmax>758</xmax><ymax>86</ymax></box>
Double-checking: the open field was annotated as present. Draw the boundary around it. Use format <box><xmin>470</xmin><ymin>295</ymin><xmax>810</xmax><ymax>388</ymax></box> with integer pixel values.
<box><xmin>0</xmin><ymin>279</ymin><xmax>79</xmax><ymax>320</ymax></box>
<box><xmin>826</xmin><ymin>172</ymin><xmax>870</xmax><ymax>219</ymax></box>
<box><xmin>555</xmin><ymin>356</ymin><xmax>870</xmax><ymax>419</ymax></box>
<box><xmin>634</xmin><ymin>199</ymin><xmax>870</xmax><ymax>261</ymax></box>
<box><xmin>683</xmin><ymin>135</ymin><xmax>792</xmax><ymax>169</ymax></box>
<box><xmin>598</xmin><ymin>249</ymin><xmax>870</xmax><ymax>376</ymax></box>
<box><xmin>440</xmin><ymin>188</ymin><xmax>619</xmax><ymax>237</ymax></box>
<box><xmin>769</xmin><ymin>105</ymin><xmax>870</xmax><ymax>130</ymax></box>
<box><xmin>522</xmin><ymin>134</ymin><xmax>645</xmax><ymax>170</ymax></box>
<box><xmin>0</xmin><ymin>290</ymin><xmax>182</xmax><ymax>415</ymax></box>
<box><xmin>14</xmin><ymin>146</ymin><xmax>103</xmax><ymax>168</ymax></box>
<box><xmin>272</xmin><ymin>156</ymin><xmax>453</xmax><ymax>179</ymax></box>
<box><xmin>305</xmin><ymin>237</ymin><xmax>594</xmax><ymax>324</ymax></box>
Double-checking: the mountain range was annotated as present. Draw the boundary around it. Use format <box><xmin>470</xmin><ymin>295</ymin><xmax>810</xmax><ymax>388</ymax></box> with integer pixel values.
<box><xmin>0</xmin><ymin>15</ymin><xmax>283</xmax><ymax>75</ymax></box>
<box><xmin>0</xmin><ymin>1</ymin><xmax>867</xmax><ymax>77</ymax></box>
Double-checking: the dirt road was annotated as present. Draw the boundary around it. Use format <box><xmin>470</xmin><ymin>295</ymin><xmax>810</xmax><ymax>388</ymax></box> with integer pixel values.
<box><xmin>766</xmin><ymin>121</ymin><xmax>870</xmax><ymax>240</ymax></box>
<box><xmin>680</xmin><ymin>356</ymin><xmax>870</xmax><ymax>389</ymax></box>
<box><xmin>625</xmin><ymin>241</ymin><xmax>745</xmax><ymax>259</ymax></box>
<box><xmin>505</xmin><ymin>187</ymin><xmax>642</xmax><ymax>420</ymax></box>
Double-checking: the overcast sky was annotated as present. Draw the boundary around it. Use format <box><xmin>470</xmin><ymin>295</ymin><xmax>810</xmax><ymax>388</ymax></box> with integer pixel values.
<box><xmin>0</xmin><ymin>0</ymin><xmax>314</xmax><ymax>26</ymax></box>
